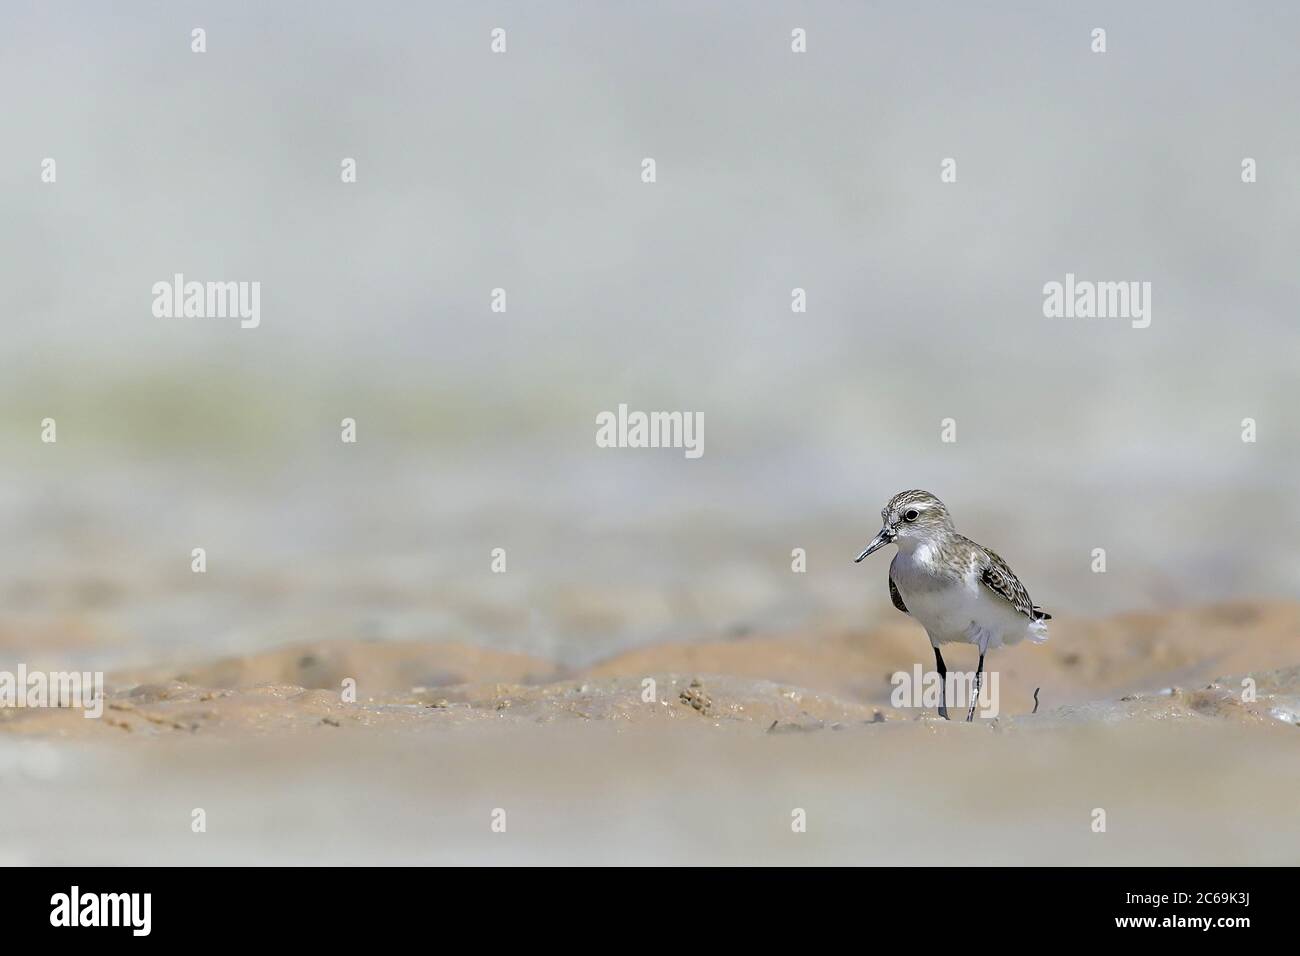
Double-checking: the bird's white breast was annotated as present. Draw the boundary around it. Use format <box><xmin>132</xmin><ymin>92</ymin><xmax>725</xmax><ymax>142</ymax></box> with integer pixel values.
<box><xmin>890</xmin><ymin>547</ymin><xmax>1033</xmax><ymax>649</ymax></box>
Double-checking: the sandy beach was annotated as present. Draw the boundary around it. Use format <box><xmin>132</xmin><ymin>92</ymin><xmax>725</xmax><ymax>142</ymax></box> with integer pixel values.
<box><xmin>3</xmin><ymin>600</ymin><xmax>1297</xmax><ymax>865</ymax></box>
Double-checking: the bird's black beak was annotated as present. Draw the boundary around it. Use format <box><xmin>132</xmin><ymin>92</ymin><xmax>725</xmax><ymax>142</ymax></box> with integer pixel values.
<box><xmin>854</xmin><ymin>528</ymin><xmax>894</xmax><ymax>563</ymax></box>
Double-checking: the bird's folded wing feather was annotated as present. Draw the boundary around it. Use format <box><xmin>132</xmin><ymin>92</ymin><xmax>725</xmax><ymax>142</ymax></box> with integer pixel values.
<box><xmin>888</xmin><ymin>573</ymin><xmax>909</xmax><ymax>614</ymax></box>
<box><xmin>979</xmin><ymin>548</ymin><xmax>1049</xmax><ymax>620</ymax></box>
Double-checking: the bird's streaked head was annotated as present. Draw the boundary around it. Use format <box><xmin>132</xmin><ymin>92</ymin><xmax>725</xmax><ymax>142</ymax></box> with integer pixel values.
<box><xmin>854</xmin><ymin>490</ymin><xmax>954</xmax><ymax>562</ymax></box>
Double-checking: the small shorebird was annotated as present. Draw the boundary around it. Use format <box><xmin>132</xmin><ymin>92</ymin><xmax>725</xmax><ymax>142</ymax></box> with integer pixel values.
<box><xmin>854</xmin><ymin>490</ymin><xmax>1050</xmax><ymax>721</ymax></box>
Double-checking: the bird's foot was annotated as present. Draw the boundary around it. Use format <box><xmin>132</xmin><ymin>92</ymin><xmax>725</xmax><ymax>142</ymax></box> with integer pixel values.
<box><xmin>937</xmin><ymin>705</ymin><xmax>949</xmax><ymax>720</ymax></box>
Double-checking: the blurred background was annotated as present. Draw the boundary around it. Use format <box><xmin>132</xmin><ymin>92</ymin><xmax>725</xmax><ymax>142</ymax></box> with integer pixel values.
<box><xmin>2</xmin><ymin>0</ymin><xmax>1298</xmax><ymax>677</ymax></box>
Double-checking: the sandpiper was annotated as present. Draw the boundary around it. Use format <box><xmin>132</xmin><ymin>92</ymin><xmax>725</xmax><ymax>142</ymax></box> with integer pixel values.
<box><xmin>854</xmin><ymin>490</ymin><xmax>1050</xmax><ymax>721</ymax></box>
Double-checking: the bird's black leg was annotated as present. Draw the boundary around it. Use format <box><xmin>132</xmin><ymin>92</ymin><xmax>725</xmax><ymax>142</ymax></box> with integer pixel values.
<box><xmin>933</xmin><ymin>645</ymin><xmax>949</xmax><ymax>720</ymax></box>
<box><xmin>966</xmin><ymin>651</ymin><xmax>985</xmax><ymax>722</ymax></box>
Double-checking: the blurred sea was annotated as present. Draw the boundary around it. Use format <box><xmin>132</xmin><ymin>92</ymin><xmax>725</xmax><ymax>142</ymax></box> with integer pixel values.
<box><xmin>2</xmin><ymin>1</ymin><xmax>1298</xmax><ymax>670</ymax></box>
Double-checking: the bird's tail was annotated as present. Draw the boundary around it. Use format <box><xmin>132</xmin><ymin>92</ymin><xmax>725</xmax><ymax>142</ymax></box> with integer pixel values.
<box><xmin>1028</xmin><ymin>614</ymin><xmax>1049</xmax><ymax>644</ymax></box>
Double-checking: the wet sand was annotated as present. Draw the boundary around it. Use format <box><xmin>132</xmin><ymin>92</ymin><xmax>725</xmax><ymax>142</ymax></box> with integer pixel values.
<box><xmin>2</xmin><ymin>601</ymin><xmax>1298</xmax><ymax>865</ymax></box>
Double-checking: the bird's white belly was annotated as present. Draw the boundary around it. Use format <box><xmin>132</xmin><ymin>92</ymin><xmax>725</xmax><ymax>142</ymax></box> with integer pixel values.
<box><xmin>891</xmin><ymin>552</ymin><xmax>1032</xmax><ymax>649</ymax></box>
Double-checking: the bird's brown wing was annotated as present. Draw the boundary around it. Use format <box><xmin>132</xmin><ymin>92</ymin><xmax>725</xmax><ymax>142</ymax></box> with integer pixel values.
<box><xmin>979</xmin><ymin>547</ymin><xmax>1051</xmax><ymax>621</ymax></box>
<box><xmin>888</xmin><ymin>572</ymin><xmax>909</xmax><ymax>615</ymax></box>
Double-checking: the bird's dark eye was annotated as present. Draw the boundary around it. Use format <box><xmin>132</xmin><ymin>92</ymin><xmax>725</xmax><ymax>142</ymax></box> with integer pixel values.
<box><xmin>904</xmin><ymin>509</ymin><xmax>919</xmax><ymax>522</ymax></box>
